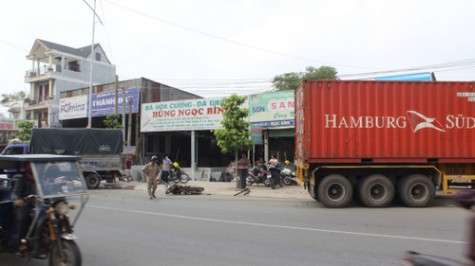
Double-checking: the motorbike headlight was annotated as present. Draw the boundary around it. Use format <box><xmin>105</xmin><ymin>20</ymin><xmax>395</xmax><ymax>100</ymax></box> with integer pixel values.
<box><xmin>55</xmin><ymin>202</ymin><xmax>70</xmax><ymax>215</ymax></box>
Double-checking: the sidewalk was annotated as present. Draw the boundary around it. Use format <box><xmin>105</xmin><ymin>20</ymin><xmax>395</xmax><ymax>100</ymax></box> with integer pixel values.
<box><xmin>100</xmin><ymin>180</ymin><xmax>313</xmax><ymax>200</ymax></box>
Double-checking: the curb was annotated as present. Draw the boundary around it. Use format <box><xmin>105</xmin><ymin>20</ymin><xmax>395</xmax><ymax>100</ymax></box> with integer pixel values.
<box><xmin>97</xmin><ymin>180</ymin><xmax>312</xmax><ymax>200</ymax></box>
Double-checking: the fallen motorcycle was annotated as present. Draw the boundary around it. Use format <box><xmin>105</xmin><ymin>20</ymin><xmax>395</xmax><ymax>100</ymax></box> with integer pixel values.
<box><xmin>165</xmin><ymin>183</ymin><xmax>205</xmax><ymax>195</ymax></box>
<box><xmin>0</xmin><ymin>154</ymin><xmax>89</xmax><ymax>266</ymax></box>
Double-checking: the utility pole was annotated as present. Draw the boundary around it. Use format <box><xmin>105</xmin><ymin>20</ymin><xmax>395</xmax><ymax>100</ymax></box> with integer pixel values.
<box><xmin>122</xmin><ymin>87</ymin><xmax>126</xmax><ymax>143</ymax></box>
<box><xmin>83</xmin><ymin>0</ymin><xmax>103</xmax><ymax>128</ymax></box>
<box><xmin>127</xmin><ymin>96</ymin><xmax>132</xmax><ymax>147</ymax></box>
<box><xmin>114</xmin><ymin>75</ymin><xmax>119</xmax><ymax>114</ymax></box>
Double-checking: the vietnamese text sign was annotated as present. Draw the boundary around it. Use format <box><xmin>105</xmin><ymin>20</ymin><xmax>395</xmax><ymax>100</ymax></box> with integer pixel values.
<box><xmin>249</xmin><ymin>90</ymin><xmax>295</xmax><ymax>128</ymax></box>
<box><xmin>59</xmin><ymin>95</ymin><xmax>88</xmax><ymax>120</ymax></box>
<box><xmin>92</xmin><ymin>87</ymin><xmax>139</xmax><ymax>117</ymax></box>
<box><xmin>141</xmin><ymin>98</ymin><xmax>225</xmax><ymax>132</ymax></box>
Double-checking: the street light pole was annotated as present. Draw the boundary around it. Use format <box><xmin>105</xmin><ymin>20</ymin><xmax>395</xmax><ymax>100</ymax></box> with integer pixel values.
<box><xmin>83</xmin><ymin>0</ymin><xmax>102</xmax><ymax>127</ymax></box>
<box><xmin>87</xmin><ymin>0</ymin><xmax>97</xmax><ymax>128</ymax></box>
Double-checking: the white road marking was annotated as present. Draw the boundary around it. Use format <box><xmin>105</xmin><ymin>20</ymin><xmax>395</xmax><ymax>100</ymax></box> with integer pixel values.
<box><xmin>89</xmin><ymin>204</ymin><xmax>465</xmax><ymax>245</ymax></box>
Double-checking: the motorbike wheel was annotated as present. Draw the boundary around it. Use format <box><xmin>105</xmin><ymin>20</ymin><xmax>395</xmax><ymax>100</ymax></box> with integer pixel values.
<box><xmin>179</xmin><ymin>173</ymin><xmax>190</xmax><ymax>184</ymax></box>
<box><xmin>283</xmin><ymin>176</ymin><xmax>292</xmax><ymax>186</ymax></box>
<box><xmin>49</xmin><ymin>240</ymin><xmax>81</xmax><ymax>266</ymax></box>
<box><xmin>264</xmin><ymin>178</ymin><xmax>271</xmax><ymax>187</ymax></box>
<box><xmin>166</xmin><ymin>184</ymin><xmax>177</xmax><ymax>194</ymax></box>
<box><xmin>246</xmin><ymin>178</ymin><xmax>252</xmax><ymax>186</ymax></box>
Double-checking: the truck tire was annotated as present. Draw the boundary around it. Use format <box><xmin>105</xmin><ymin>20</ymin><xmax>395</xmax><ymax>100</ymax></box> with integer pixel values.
<box><xmin>318</xmin><ymin>174</ymin><xmax>353</xmax><ymax>208</ymax></box>
<box><xmin>358</xmin><ymin>174</ymin><xmax>395</xmax><ymax>207</ymax></box>
<box><xmin>85</xmin><ymin>173</ymin><xmax>101</xmax><ymax>189</ymax></box>
<box><xmin>398</xmin><ymin>174</ymin><xmax>435</xmax><ymax>207</ymax></box>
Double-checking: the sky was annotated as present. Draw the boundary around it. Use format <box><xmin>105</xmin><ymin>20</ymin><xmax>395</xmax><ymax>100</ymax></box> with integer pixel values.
<box><xmin>1</xmin><ymin>0</ymin><xmax>475</xmax><ymax>105</ymax></box>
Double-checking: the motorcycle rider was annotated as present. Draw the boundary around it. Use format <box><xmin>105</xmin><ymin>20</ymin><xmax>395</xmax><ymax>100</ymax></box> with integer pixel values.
<box><xmin>11</xmin><ymin>162</ymin><xmax>36</xmax><ymax>252</ymax></box>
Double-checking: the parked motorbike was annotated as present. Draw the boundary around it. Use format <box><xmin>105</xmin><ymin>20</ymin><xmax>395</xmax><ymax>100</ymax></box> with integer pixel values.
<box><xmin>281</xmin><ymin>161</ymin><xmax>297</xmax><ymax>186</ymax></box>
<box><xmin>400</xmin><ymin>190</ymin><xmax>475</xmax><ymax>266</ymax></box>
<box><xmin>268</xmin><ymin>167</ymin><xmax>283</xmax><ymax>189</ymax></box>
<box><xmin>246</xmin><ymin>166</ymin><xmax>267</xmax><ymax>186</ymax></box>
<box><xmin>0</xmin><ymin>154</ymin><xmax>89</xmax><ymax>266</ymax></box>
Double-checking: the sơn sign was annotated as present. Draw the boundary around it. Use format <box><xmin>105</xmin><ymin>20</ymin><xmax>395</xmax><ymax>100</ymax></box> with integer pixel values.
<box><xmin>249</xmin><ymin>90</ymin><xmax>294</xmax><ymax>128</ymax></box>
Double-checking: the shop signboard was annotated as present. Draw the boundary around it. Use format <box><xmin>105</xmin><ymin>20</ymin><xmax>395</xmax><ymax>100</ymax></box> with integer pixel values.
<box><xmin>92</xmin><ymin>87</ymin><xmax>140</xmax><ymax>117</ymax></box>
<box><xmin>249</xmin><ymin>90</ymin><xmax>294</xmax><ymax>128</ymax></box>
<box><xmin>59</xmin><ymin>95</ymin><xmax>88</xmax><ymax>120</ymax></box>
<box><xmin>141</xmin><ymin>98</ymin><xmax>226</xmax><ymax>132</ymax></box>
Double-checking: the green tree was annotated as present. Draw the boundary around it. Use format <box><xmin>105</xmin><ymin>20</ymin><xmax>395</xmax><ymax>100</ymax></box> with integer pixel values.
<box><xmin>103</xmin><ymin>114</ymin><xmax>123</xmax><ymax>128</ymax></box>
<box><xmin>272</xmin><ymin>66</ymin><xmax>339</xmax><ymax>91</ymax></box>
<box><xmin>0</xmin><ymin>91</ymin><xmax>26</xmax><ymax>106</ymax></box>
<box><xmin>17</xmin><ymin>120</ymin><xmax>35</xmax><ymax>141</ymax></box>
<box><xmin>214</xmin><ymin>94</ymin><xmax>253</xmax><ymax>184</ymax></box>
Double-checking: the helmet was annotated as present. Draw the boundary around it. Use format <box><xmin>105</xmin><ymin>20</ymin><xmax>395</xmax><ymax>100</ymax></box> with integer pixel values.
<box><xmin>285</xmin><ymin>160</ymin><xmax>290</xmax><ymax>165</ymax></box>
<box><xmin>173</xmin><ymin>162</ymin><xmax>179</xmax><ymax>168</ymax></box>
<box><xmin>151</xmin><ymin>156</ymin><xmax>158</xmax><ymax>161</ymax></box>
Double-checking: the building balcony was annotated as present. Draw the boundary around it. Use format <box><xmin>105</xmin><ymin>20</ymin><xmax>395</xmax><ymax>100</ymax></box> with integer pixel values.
<box><xmin>24</xmin><ymin>97</ymin><xmax>51</xmax><ymax>111</ymax></box>
<box><xmin>24</xmin><ymin>64</ymin><xmax>82</xmax><ymax>83</ymax></box>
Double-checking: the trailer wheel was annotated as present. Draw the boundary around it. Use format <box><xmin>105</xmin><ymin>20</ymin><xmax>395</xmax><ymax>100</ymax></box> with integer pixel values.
<box><xmin>358</xmin><ymin>174</ymin><xmax>395</xmax><ymax>207</ymax></box>
<box><xmin>85</xmin><ymin>173</ymin><xmax>101</xmax><ymax>189</ymax></box>
<box><xmin>318</xmin><ymin>174</ymin><xmax>353</xmax><ymax>208</ymax></box>
<box><xmin>398</xmin><ymin>174</ymin><xmax>435</xmax><ymax>207</ymax></box>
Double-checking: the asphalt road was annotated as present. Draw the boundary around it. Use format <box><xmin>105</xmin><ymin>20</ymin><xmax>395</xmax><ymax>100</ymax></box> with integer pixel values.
<box><xmin>0</xmin><ymin>187</ymin><xmax>470</xmax><ymax>266</ymax></box>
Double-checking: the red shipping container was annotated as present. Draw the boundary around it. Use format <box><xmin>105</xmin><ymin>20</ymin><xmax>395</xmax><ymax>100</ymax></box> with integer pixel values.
<box><xmin>295</xmin><ymin>80</ymin><xmax>475</xmax><ymax>164</ymax></box>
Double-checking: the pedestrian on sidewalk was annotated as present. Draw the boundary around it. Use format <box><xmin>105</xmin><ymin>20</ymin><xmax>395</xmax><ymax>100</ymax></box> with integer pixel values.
<box><xmin>160</xmin><ymin>154</ymin><xmax>173</xmax><ymax>185</ymax></box>
<box><xmin>142</xmin><ymin>155</ymin><xmax>161</xmax><ymax>199</ymax></box>
<box><xmin>237</xmin><ymin>153</ymin><xmax>250</xmax><ymax>189</ymax></box>
<box><xmin>124</xmin><ymin>155</ymin><xmax>133</xmax><ymax>182</ymax></box>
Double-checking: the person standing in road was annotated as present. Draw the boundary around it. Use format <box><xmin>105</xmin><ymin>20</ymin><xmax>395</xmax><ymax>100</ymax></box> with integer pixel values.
<box><xmin>237</xmin><ymin>153</ymin><xmax>250</xmax><ymax>189</ymax></box>
<box><xmin>160</xmin><ymin>154</ymin><xmax>173</xmax><ymax>185</ymax></box>
<box><xmin>142</xmin><ymin>156</ymin><xmax>161</xmax><ymax>199</ymax></box>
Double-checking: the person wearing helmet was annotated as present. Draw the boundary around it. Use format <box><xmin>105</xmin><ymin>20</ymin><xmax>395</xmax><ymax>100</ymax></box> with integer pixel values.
<box><xmin>142</xmin><ymin>155</ymin><xmax>161</xmax><ymax>199</ymax></box>
<box><xmin>160</xmin><ymin>154</ymin><xmax>173</xmax><ymax>185</ymax></box>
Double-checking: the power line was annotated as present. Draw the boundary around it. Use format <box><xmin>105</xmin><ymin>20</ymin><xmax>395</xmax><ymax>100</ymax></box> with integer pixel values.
<box><xmin>340</xmin><ymin>58</ymin><xmax>475</xmax><ymax>78</ymax></box>
<box><xmin>102</xmin><ymin>0</ymin><xmax>376</xmax><ymax>69</ymax></box>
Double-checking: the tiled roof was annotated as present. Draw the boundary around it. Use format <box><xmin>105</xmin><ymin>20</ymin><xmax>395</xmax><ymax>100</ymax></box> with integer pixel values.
<box><xmin>37</xmin><ymin>39</ymin><xmax>97</xmax><ymax>58</ymax></box>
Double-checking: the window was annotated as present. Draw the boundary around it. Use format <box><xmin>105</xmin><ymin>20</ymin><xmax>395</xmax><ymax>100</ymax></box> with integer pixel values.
<box><xmin>95</xmin><ymin>52</ymin><xmax>101</xmax><ymax>61</ymax></box>
<box><xmin>68</xmin><ymin>61</ymin><xmax>80</xmax><ymax>72</ymax></box>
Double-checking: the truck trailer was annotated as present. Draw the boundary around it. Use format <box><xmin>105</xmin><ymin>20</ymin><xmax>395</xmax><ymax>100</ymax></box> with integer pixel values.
<box><xmin>1</xmin><ymin>128</ymin><xmax>124</xmax><ymax>189</ymax></box>
<box><xmin>295</xmin><ymin>80</ymin><xmax>475</xmax><ymax>208</ymax></box>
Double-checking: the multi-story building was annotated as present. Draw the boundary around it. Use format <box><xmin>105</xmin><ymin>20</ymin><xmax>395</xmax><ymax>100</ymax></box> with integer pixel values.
<box><xmin>24</xmin><ymin>39</ymin><xmax>116</xmax><ymax>127</ymax></box>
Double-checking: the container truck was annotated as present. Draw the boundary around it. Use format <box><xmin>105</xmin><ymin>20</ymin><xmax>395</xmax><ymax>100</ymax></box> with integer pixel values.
<box><xmin>295</xmin><ymin>80</ymin><xmax>475</xmax><ymax>208</ymax></box>
<box><xmin>1</xmin><ymin>128</ymin><xmax>124</xmax><ymax>189</ymax></box>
